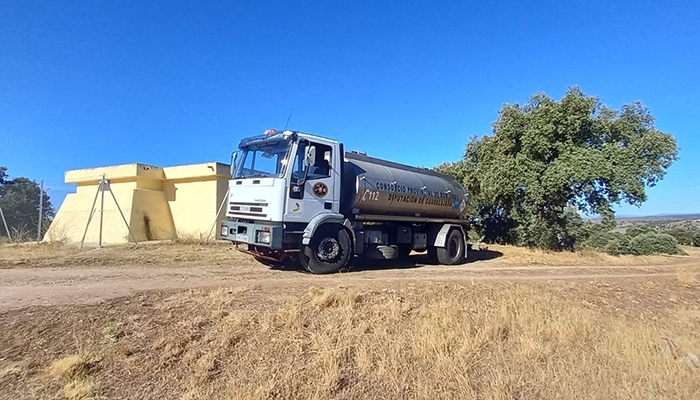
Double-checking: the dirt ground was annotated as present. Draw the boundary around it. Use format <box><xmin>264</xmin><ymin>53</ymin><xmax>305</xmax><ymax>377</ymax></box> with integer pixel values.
<box><xmin>1</xmin><ymin>242</ymin><xmax>699</xmax><ymax>399</ymax></box>
<box><xmin>1</xmin><ymin>242</ymin><xmax>698</xmax><ymax>311</ymax></box>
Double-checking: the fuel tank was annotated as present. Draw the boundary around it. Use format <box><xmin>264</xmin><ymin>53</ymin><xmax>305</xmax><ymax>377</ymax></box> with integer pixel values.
<box><xmin>340</xmin><ymin>152</ymin><xmax>469</xmax><ymax>219</ymax></box>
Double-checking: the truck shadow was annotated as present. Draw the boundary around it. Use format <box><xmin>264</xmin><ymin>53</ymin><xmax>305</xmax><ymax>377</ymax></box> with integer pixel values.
<box><xmin>349</xmin><ymin>247</ymin><xmax>503</xmax><ymax>272</ymax></box>
<box><xmin>466</xmin><ymin>248</ymin><xmax>503</xmax><ymax>262</ymax></box>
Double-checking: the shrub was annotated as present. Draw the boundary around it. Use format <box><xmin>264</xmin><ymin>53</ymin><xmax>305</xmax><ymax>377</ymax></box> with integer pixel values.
<box><xmin>662</xmin><ymin>228</ymin><xmax>696</xmax><ymax>246</ymax></box>
<box><xmin>625</xmin><ymin>226</ymin><xmax>656</xmax><ymax>237</ymax></box>
<box><xmin>579</xmin><ymin>231</ymin><xmax>630</xmax><ymax>255</ymax></box>
<box><xmin>628</xmin><ymin>232</ymin><xmax>681</xmax><ymax>255</ymax></box>
<box><xmin>580</xmin><ymin>230</ymin><xmax>683</xmax><ymax>256</ymax></box>
<box><xmin>602</xmin><ymin>236</ymin><xmax>631</xmax><ymax>256</ymax></box>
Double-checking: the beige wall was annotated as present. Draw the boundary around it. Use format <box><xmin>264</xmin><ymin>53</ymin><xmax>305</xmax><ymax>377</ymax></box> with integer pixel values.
<box><xmin>45</xmin><ymin>162</ymin><xmax>230</xmax><ymax>244</ymax></box>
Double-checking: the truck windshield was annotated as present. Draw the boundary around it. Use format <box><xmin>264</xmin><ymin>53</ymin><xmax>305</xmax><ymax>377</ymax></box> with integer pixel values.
<box><xmin>233</xmin><ymin>137</ymin><xmax>292</xmax><ymax>179</ymax></box>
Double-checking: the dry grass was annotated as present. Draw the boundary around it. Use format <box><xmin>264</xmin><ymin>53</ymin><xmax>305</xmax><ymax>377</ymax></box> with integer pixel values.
<box><xmin>0</xmin><ymin>240</ymin><xmax>247</xmax><ymax>269</ymax></box>
<box><xmin>0</xmin><ymin>363</ymin><xmax>24</xmax><ymax>379</ymax></box>
<box><xmin>490</xmin><ymin>243</ymin><xmax>689</xmax><ymax>266</ymax></box>
<box><xmin>175</xmin><ymin>229</ymin><xmax>215</xmax><ymax>245</ymax></box>
<box><xmin>47</xmin><ymin>355</ymin><xmax>91</xmax><ymax>380</ymax></box>
<box><xmin>61</xmin><ymin>378</ymin><xmax>95</xmax><ymax>400</ymax></box>
<box><xmin>46</xmin><ymin>355</ymin><xmax>96</xmax><ymax>400</ymax></box>
<box><xmin>2</xmin><ymin>281</ymin><xmax>699</xmax><ymax>399</ymax></box>
<box><xmin>2</xmin><ymin>240</ymin><xmax>693</xmax><ymax>270</ymax></box>
<box><xmin>128</xmin><ymin>285</ymin><xmax>700</xmax><ymax>398</ymax></box>
<box><xmin>43</xmin><ymin>220</ymin><xmax>74</xmax><ymax>244</ymax></box>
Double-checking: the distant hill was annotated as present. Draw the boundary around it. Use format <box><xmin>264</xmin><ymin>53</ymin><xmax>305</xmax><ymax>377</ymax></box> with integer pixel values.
<box><xmin>585</xmin><ymin>213</ymin><xmax>700</xmax><ymax>230</ymax></box>
<box><xmin>616</xmin><ymin>213</ymin><xmax>700</xmax><ymax>221</ymax></box>
<box><xmin>586</xmin><ymin>213</ymin><xmax>700</xmax><ymax>221</ymax></box>
<box><xmin>613</xmin><ymin>214</ymin><xmax>700</xmax><ymax>230</ymax></box>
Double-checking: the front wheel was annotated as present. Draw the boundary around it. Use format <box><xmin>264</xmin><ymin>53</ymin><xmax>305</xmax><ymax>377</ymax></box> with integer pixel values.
<box><xmin>299</xmin><ymin>224</ymin><xmax>352</xmax><ymax>274</ymax></box>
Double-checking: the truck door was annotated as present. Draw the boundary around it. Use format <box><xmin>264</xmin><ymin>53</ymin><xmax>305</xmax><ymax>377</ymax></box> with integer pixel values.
<box><xmin>285</xmin><ymin>140</ymin><xmax>339</xmax><ymax>222</ymax></box>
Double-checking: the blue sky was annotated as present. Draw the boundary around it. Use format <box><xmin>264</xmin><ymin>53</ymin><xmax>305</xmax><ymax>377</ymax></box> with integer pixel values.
<box><xmin>1</xmin><ymin>1</ymin><xmax>698</xmax><ymax>217</ymax></box>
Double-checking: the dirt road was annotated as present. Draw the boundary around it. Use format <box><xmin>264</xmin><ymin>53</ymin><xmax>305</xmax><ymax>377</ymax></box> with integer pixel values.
<box><xmin>1</xmin><ymin>251</ymin><xmax>697</xmax><ymax>310</ymax></box>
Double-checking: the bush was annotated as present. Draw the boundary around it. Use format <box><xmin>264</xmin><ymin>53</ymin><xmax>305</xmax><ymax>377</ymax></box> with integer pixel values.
<box><xmin>628</xmin><ymin>232</ymin><xmax>681</xmax><ymax>255</ymax></box>
<box><xmin>662</xmin><ymin>228</ymin><xmax>696</xmax><ymax>246</ymax></box>
<box><xmin>579</xmin><ymin>232</ymin><xmax>630</xmax><ymax>255</ymax></box>
<box><xmin>580</xmin><ymin>231</ymin><xmax>682</xmax><ymax>256</ymax></box>
<box><xmin>625</xmin><ymin>226</ymin><xmax>656</xmax><ymax>237</ymax></box>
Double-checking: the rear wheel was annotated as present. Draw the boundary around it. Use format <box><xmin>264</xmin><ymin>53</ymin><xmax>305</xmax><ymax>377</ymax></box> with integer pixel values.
<box><xmin>398</xmin><ymin>247</ymin><xmax>412</xmax><ymax>259</ymax></box>
<box><xmin>437</xmin><ymin>228</ymin><xmax>466</xmax><ymax>265</ymax></box>
<box><xmin>300</xmin><ymin>224</ymin><xmax>352</xmax><ymax>274</ymax></box>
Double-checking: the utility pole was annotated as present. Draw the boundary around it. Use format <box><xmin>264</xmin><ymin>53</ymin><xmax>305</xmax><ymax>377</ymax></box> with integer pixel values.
<box><xmin>0</xmin><ymin>204</ymin><xmax>11</xmax><ymax>242</ymax></box>
<box><xmin>99</xmin><ymin>174</ymin><xmax>105</xmax><ymax>248</ymax></box>
<box><xmin>80</xmin><ymin>174</ymin><xmax>137</xmax><ymax>249</ymax></box>
<box><xmin>37</xmin><ymin>179</ymin><xmax>44</xmax><ymax>243</ymax></box>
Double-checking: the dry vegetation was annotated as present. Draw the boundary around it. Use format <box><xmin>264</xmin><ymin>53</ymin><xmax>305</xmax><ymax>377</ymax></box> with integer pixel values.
<box><xmin>489</xmin><ymin>243</ymin><xmax>697</xmax><ymax>267</ymax></box>
<box><xmin>1</xmin><ymin>281</ymin><xmax>699</xmax><ymax>399</ymax></box>
<box><xmin>2</xmin><ymin>241</ymin><xmax>699</xmax><ymax>398</ymax></box>
<box><xmin>47</xmin><ymin>355</ymin><xmax>96</xmax><ymax>400</ymax></box>
<box><xmin>1</xmin><ymin>240</ymin><xmax>695</xmax><ymax>270</ymax></box>
<box><xmin>0</xmin><ymin>241</ymin><xmax>245</xmax><ymax>269</ymax></box>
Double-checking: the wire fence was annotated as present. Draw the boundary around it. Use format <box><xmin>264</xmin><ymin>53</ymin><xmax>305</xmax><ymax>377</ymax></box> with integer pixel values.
<box><xmin>0</xmin><ymin>180</ymin><xmax>74</xmax><ymax>243</ymax></box>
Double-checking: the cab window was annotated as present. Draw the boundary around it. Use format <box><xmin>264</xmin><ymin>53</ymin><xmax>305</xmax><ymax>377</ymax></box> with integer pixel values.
<box><xmin>293</xmin><ymin>141</ymin><xmax>332</xmax><ymax>180</ymax></box>
<box><xmin>308</xmin><ymin>143</ymin><xmax>332</xmax><ymax>180</ymax></box>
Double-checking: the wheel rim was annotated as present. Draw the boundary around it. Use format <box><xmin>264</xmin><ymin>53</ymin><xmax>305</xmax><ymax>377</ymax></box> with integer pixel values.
<box><xmin>317</xmin><ymin>237</ymin><xmax>340</xmax><ymax>262</ymax></box>
<box><xmin>448</xmin><ymin>237</ymin><xmax>460</xmax><ymax>259</ymax></box>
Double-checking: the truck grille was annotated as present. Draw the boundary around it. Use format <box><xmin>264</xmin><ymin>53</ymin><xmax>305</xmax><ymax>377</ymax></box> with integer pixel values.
<box><xmin>229</xmin><ymin>202</ymin><xmax>267</xmax><ymax>218</ymax></box>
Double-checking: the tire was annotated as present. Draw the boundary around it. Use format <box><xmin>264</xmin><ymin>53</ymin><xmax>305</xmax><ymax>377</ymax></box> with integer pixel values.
<box><xmin>437</xmin><ymin>228</ymin><xmax>466</xmax><ymax>265</ymax></box>
<box><xmin>299</xmin><ymin>224</ymin><xmax>352</xmax><ymax>274</ymax></box>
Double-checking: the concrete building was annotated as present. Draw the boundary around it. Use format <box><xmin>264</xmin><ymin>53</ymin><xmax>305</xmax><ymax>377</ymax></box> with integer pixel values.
<box><xmin>44</xmin><ymin>162</ymin><xmax>231</xmax><ymax>244</ymax></box>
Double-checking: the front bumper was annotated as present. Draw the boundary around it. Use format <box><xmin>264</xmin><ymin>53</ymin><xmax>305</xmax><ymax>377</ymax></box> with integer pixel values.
<box><xmin>220</xmin><ymin>219</ymin><xmax>284</xmax><ymax>249</ymax></box>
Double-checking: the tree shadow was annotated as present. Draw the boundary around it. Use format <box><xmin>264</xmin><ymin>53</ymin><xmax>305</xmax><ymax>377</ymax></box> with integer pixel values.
<box><xmin>466</xmin><ymin>247</ymin><xmax>503</xmax><ymax>262</ymax></box>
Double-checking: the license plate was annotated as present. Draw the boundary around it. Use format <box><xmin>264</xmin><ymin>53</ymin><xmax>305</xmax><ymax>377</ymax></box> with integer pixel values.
<box><xmin>235</xmin><ymin>234</ymin><xmax>249</xmax><ymax>242</ymax></box>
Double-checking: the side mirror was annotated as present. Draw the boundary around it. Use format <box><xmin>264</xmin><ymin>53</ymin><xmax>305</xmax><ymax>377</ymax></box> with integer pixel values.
<box><xmin>230</xmin><ymin>152</ymin><xmax>238</xmax><ymax>177</ymax></box>
<box><xmin>305</xmin><ymin>145</ymin><xmax>316</xmax><ymax>167</ymax></box>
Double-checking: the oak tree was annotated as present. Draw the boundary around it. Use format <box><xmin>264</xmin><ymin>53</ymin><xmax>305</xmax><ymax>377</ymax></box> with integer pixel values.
<box><xmin>0</xmin><ymin>167</ymin><xmax>55</xmax><ymax>240</ymax></box>
<box><xmin>438</xmin><ymin>86</ymin><xmax>679</xmax><ymax>249</ymax></box>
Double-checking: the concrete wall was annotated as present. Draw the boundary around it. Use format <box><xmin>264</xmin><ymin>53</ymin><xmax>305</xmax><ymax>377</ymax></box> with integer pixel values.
<box><xmin>45</xmin><ymin>162</ymin><xmax>231</xmax><ymax>244</ymax></box>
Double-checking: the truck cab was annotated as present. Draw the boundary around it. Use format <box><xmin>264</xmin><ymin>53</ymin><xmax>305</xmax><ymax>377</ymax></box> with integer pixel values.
<box><xmin>220</xmin><ymin>130</ymin><xmax>348</xmax><ymax>271</ymax></box>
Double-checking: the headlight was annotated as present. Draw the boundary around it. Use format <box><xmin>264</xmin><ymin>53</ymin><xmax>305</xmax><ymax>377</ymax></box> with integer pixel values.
<box><xmin>221</xmin><ymin>225</ymin><xmax>228</xmax><ymax>237</ymax></box>
<box><xmin>257</xmin><ymin>231</ymin><xmax>271</xmax><ymax>244</ymax></box>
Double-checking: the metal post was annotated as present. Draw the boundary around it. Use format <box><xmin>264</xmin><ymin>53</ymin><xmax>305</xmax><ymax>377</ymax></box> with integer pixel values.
<box><xmin>108</xmin><ymin>186</ymin><xmax>138</xmax><ymax>244</ymax></box>
<box><xmin>80</xmin><ymin>182</ymin><xmax>102</xmax><ymax>249</ymax></box>
<box><xmin>98</xmin><ymin>174</ymin><xmax>105</xmax><ymax>248</ymax></box>
<box><xmin>0</xmin><ymin>204</ymin><xmax>11</xmax><ymax>242</ymax></box>
<box><xmin>37</xmin><ymin>179</ymin><xmax>44</xmax><ymax>243</ymax></box>
<box><xmin>205</xmin><ymin>187</ymin><xmax>230</xmax><ymax>243</ymax></box>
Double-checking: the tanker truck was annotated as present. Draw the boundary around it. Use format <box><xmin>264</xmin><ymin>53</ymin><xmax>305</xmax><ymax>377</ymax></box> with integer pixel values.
<box><xmin>219</xmin><ymin>129</ymin><xmax>470</xmax><ymax>274</ymax></box>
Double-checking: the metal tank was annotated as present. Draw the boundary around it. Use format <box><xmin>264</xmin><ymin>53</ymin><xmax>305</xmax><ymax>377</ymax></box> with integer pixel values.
<box><xmin>340</xmin><ymin>152</ymin><xmax>469</xmax><ymax>219</ymax></box>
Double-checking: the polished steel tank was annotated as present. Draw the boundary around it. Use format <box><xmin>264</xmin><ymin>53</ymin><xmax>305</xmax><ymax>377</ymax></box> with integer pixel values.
<box><xmin>340</xmin><ymin>152</ymin><xmax>469</xmax><ymax>219</ymax></box>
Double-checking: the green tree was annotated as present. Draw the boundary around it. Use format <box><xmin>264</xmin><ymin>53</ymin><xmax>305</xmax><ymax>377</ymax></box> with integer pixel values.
<box><xmin>0</xmin><ymin>167</ymin><xmax>55</xmax><ymax>241</ymax></box>
<box><xmin>438</xmin><ymin>86</ymin><xmax>679</xmax><ymax>249</ymax></box>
